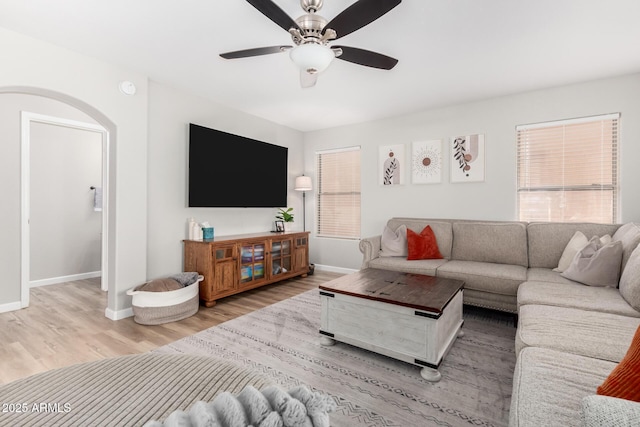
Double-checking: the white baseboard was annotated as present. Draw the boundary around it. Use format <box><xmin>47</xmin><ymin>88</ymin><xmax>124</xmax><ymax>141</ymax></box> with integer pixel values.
<box><xmin>105</xmin><ymin>306</ymin><xmax>133</xmax><ymax>321</ymax></box>
<box><xmin>0</xmin><ymin>301</ymin><xmax>22</xmax><ymax>314</ymax></box>
<box><xmin>30</xmin><ymin>271</ymin><xmax>101</xmax><ymax>288</ymax></box>
<box><xmin>313</xmin><ymin>264</ymin><xmax>358</xmax><ymax>275</ymax></box>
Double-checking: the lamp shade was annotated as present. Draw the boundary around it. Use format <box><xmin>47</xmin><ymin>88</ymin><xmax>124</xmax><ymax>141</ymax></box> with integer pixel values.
<box><xmin>294</xmin><ymin>176</ymin><xmax>313</xmax><ymax>192</ymax></box>
<box><xmin>289</xmin><ymin>43</ymin><xmax>334</xmax><ymax>74</ymax></box>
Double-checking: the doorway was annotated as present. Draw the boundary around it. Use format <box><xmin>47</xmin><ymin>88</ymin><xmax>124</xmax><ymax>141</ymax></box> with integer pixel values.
<box><xmin>21</xmin><ymin>112</ymin><xmax>110</xmax><ymax>307</ymax></box>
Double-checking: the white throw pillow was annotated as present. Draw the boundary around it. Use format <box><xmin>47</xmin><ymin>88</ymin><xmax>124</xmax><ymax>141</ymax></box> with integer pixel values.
<box><xmin>554</xmin><ymin>231</ymin><xmax>588</xmax><ymax>272</ymax></box>
<box><xmin>561</xmin><ymin>236</ymin><xmax>623</xmax><ymax>287</ymax></box>
<box><xmin>380</xmin><ymin>224</ymin><xmax>408</xmax><ymax>257</ymax></box>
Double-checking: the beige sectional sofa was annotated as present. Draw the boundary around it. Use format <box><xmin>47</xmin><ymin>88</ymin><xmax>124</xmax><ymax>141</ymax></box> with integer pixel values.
<box><xmin>359</xmin><ymin>217</ymin><xmax>640</xmax><ymax>426</ymax></box>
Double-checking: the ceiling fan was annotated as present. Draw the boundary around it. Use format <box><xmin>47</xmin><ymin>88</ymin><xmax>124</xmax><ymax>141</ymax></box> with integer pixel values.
<box><xmin>220</xmin><ymin>0</ymin><xmax>402</xmax><ymax>88</ymax></box>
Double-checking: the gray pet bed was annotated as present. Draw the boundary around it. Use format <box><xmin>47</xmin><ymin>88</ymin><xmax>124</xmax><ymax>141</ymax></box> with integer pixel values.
<box><xmin>0</xmin><ymin>353</ymin><xmax>272</xmax><ymax>426</ymax></box>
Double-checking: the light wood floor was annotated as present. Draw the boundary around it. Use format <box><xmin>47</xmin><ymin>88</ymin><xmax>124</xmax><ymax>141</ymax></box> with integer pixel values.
<box><xmin>0</xmin><ymin>270</ymin><xmax>342</xmax><ymax>385</ymax></box>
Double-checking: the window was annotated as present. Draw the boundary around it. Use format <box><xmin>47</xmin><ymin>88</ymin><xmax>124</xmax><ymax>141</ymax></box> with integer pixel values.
<box><xmin>316</xmin><ymin>147</ymin><xmax>361</xmax><ymax>239</ymax></box>
<box><xmin>516</xmin><ymin>113</ymin><xmax>619</xmax><ymax>223</ymax></box>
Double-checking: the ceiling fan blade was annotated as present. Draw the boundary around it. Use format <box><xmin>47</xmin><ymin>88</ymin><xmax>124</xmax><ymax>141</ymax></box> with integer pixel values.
<box><xmin>246</xmin><ymin>0</ymin><xmax>301</xmax><ymax>32</ymax></box>
<box><xmin>333</xmin><ymin>46</ymin><xmax>398</xmax><ymax>70</ymax></box>
<box><xmin>323</xmin><ymin>0</ymin><xmax>401</xmax><ymax>40</ymax></box>
<box><xmin>300</xmin><ymin>71</ymin><xmax>318</xmax><ymax>88</ymax></box>
<box><xmin>220</xmin><ymin>46</ymin><xmax>292</xmax><ymax>59</ymax></box>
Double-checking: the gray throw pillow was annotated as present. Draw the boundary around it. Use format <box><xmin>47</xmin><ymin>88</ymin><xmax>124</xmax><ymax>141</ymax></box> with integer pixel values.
<box><xmin>581</xmin><ymin>395</ymin><xmax>640</xmax><ymax>427</ymax></box>
<box><xmin>380</xmin><ymin>224</ymin><xmax>408</xmax><ymax>257</ymax></box>
<box><xmin>561</xmin><ymin>236</ymin><xmax>623</xmax><ymax>287</ymax></box>
<box><xmin>613</xmin><ymin>222</ymin><xmax>640</xmax><ymax>274</ymax></box>
<box><xmin>554</xmin><ymin>232</ymin><xmax>613</xmax><ymax>272</ymax></box>
<box><xmin>619</xmin><ymin>246</ymin><xmax>640</xmax><ymax>311</ymax></box>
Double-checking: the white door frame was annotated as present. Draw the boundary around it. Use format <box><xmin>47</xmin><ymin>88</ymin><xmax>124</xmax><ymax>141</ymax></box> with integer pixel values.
<box><xmin>21</xmin><ymin>111</ymin><xmax>110</xmax><ymax>307</ymax></box>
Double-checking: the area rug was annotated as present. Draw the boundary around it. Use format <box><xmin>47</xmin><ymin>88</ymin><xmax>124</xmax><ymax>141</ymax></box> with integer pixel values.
<box><xmin>154</xmin><ymin>289</ymin><xmax>516</xmax><ymax>427</ymax></box>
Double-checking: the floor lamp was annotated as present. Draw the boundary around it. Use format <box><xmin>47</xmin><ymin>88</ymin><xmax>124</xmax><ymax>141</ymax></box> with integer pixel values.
<box><xmin>294</xmin><ymin>175</ymin><xmax>312</xmax><ymax>232</ymax></box>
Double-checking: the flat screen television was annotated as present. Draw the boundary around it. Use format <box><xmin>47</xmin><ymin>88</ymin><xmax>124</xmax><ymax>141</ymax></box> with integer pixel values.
<box><xmin>188</xmin><ymin>123</ymin><xmax>288</xmax><ymax>207</ymax></box>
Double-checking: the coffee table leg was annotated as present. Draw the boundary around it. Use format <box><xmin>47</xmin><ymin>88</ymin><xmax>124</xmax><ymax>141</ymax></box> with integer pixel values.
<box><xmin>420</xmin><ymin>367</ymin><xmax>442</xmax><ymax>382</ymax></box>
<box><xmin>320</xmin><ymin>336</ymin><xmax>336</xmax><ymax>346</ymax></box>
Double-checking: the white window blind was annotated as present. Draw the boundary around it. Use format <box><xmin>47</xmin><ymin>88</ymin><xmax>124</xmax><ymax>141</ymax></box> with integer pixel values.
<box><xmin>516</xmin><ymin>113</ymin><xmax>619</xmax><ymax>223</ymax></box>
<box><xmin>316</xmin><ymin>146</ymin><xmax>361</xmax><ymax>239</ymax></box>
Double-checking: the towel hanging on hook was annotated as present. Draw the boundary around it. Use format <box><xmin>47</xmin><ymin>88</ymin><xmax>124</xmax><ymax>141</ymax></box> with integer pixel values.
<box><xmin>92</xmin><ymin>187</ymin><xmax>103</xmax><ymax>212</ymax></box>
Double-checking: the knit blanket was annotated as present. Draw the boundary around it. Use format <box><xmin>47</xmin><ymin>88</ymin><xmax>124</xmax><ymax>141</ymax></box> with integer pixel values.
<box><xmin>144</xmin><ymin>385</ymin><xmax>335</xmax><ymax>427</ymax></box>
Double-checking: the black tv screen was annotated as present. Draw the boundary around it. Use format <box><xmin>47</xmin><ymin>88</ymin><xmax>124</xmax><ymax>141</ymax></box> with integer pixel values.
<box><xmin>188</xmin><ymin>124</ymin><xmax>288</xmax><ymax>207</ymax></box>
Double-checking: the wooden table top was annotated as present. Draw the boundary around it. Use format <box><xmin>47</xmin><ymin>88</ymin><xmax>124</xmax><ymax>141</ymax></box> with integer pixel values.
<box><xmin>319</xmin><ymin>269</ymin><xmax>464</xmax><ymax>314</ymax></box>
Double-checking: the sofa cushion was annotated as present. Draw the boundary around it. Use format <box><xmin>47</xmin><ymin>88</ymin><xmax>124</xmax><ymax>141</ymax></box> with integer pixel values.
<box><xmin>516</xmin><ymin>305</ymin><xmax>640</xmax><ymax>362</ymax></box>
<box><xmin>380</xmin><ymin>224</ymin><xmax>408</xmax><ymax>257</ymax></box>
<box><xmin>436</xmin><ymin>260</ymin><xmax>526</xmax><ymax>296</ymax></box>
<box><xmin>620</xmin><ymin>246</ymin><xmax>640</xmax><ymax>311</ymax></box>
<box><xmin>526</xmin><ymin>268</ymin><xmax>581</xmax><ymax>285</ymax></box>
<box><xmin>561</xmin><ymin>237</ymin><xmax>623</xmax><ymax>287</ymax></box>
<box><xmin>581</xmin><ymin>395</ymin><xmax>640</xmax><ymax>427</ymax></box>
<box><xmin>613</xmin><ymin>222</ymin><xmax>640</xmax><ymax>274</ymax></box>
<box><xmin>517</xmin><ymin>281</ymin><xmax>640</xmax><ymax>318</ymax></box>
<box><xmin>407</xmin><ymin>226</ymin><xmax>443</xmax><ymax>260</ymax></box>
<box><xmin>368</xmin><ymin>257</ymin><xmax>447</xmax><ymax>276</ymax></box>
<box><xmin>527</xmin><ymin>222</ymin><xmax>620</xmax><ymax>269</ymax></box>
<box><xmin>598</xmin><ymin>325</ymin><xmax>640</xmax><ymax>401</ymax></box>
<box><xmin>387</xmin><ymin>218</ymin><xmax>453</xmax><ymax>259</ymax></box>
<box><xmin>510</xmin><ymin>346</ymin><xmax>616</xmax><ymax>427</ymax></box>
<box><xmin>451</xmin><ymin>221</ymin><xmax>528</xmax><ymax>267</ymax></box>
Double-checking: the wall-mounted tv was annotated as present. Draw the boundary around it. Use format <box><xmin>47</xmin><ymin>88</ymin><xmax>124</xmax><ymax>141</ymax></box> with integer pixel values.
<box><xmin>188</xmin><ymin>123</ymin><xmax>288</xmax><ymax>207</ymax></box>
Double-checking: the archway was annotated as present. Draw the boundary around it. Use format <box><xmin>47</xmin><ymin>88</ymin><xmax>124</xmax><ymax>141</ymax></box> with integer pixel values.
<box><xmin>0</xmin><ymin>86</ymin><xmax>116</xmax><ymax>314</ymax></box>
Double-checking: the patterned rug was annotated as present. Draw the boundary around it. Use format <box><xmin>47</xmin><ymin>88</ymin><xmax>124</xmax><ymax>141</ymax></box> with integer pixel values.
<box><xmin>155</xmin><ymin>289</ymin><xmax>516</xmax><ymax>427</ymax></box>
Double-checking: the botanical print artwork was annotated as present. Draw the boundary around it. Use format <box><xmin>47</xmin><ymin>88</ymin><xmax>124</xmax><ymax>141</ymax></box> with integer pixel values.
<box><xmin>451</xmin><ymin>134</ymin><xmax>485</xmax><ymax>182</ymax></box>
<box><xmin>379</xmin><ymin>144</ymin><xmax>405</xmax><ymax>185</ymax></box>
<box><xmin>412</xmin><ymin>140</ymin><xmax>442</xmax><ymax>184</ymax></box>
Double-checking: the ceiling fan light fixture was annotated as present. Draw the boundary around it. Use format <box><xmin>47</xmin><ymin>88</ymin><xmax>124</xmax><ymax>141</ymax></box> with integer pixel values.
<box><xmin>289</xmin><ymin>43</ymin><xmax>334</xmax><ymax>74</ymax></box>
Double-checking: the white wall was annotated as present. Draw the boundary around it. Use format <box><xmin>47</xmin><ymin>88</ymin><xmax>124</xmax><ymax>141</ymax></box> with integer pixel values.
<box><xmin>303</xmin><ymin>73</ymin><xmax>640</xmax><ymax>270</ymax></box>
<box><xmin>0</xmin><ymin>27</ymin><xmax>148</xmax><ymax>316</ymax></box>
<box><xmin>146</xmin><ymin>82</ymin><xmax>305</xmax><ymax>280</ymax></box>
<box><xmin>30</xmin><ymin>120</ymin><xmax>102</xmax><ymax>282</ymax></box>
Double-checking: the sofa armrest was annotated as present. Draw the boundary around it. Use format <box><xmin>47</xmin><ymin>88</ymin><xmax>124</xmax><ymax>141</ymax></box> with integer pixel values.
<box><xmin>581</xmin><ymin>395</ymin><xmax>640</xmax><ymax>427</ymax></box>
<box><xmin>359</xmin><ymin>235</ymin><xmax>382</xmax><ymax>269</ymax></box>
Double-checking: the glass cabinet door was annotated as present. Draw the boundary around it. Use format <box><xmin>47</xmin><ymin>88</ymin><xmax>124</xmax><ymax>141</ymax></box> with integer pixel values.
<box><xmin>240</xmin><ymin>242</ymin><xmax>266</xmax><ymax>284</ymax></box>
<box><xmin>271</xmin><ymin>239</ymin><xmax>292</xmax><ymax>277</ymax></box>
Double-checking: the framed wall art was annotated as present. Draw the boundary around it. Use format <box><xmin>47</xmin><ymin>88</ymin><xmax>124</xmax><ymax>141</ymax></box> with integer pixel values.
<box><xmin>411</xmin><ymin>140</ymin><xmax>442</xmax><ymax>184</ymax></box>
<box><xmin>450</xmin><ymin>134</ymin><xmax>485</xmax><ymax>183</ymax></box>
<box><xmin>379</xmin><ymin>144</ymin><xmax>405</xmax><ymax>185</ymax></box>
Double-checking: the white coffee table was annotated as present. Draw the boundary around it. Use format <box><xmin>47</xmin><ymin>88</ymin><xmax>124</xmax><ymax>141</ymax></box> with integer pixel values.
<box><xmin>319</xmin><ymin>269</ymin><xmax>464</xmax><ymax>382</ymax></box>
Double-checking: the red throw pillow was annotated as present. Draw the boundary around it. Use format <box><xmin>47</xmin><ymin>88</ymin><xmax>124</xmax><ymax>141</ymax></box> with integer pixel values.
<box><xmin>407</xmin><ymin>225</ymin><xmax>443</xmax><ymax>260</ymax></box>
<box><xmin>597</xmin><ymin>325</ymin><xmax>640</xmax><ymax>401</ymax></box>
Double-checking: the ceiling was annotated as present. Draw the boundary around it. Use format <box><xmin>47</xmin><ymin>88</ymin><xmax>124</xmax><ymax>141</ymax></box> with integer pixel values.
<box><xmin>1</xmin><ymin>0</ymin><xmax>639</xmax><ymax>132</ymax></box>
